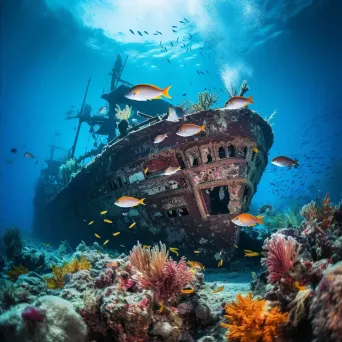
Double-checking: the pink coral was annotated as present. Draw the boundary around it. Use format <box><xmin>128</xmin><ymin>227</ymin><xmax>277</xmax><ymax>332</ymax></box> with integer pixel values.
<box><xmin>262</xmin><ymin>233</ymin><xmax>300</xmax><ymax>284</ymax></box>
<box><xmin>21</xmin><ymin>306</ymin><xmax>45</xmax><ymax>321</ymax></box>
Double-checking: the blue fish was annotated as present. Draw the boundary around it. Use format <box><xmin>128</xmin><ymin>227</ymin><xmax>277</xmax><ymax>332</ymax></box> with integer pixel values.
<box><xmin>129</xmin><ymin>29</ymin><xmax>134</xmax><ymax>35</ymax></box>
<box><xmin>137</xmin><ymin>31</ymin><xmax>143</xmax><ymax>37</ymax></box>
<box><xmin>144</xmin><ymin>31</ymin><xmax>149</xmax><ymax>34</ymax></box>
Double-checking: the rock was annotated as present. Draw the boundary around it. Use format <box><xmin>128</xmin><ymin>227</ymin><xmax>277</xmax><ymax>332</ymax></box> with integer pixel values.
<box><xmin>151</xmin><ymin>321</ymin><xmax>173</xmax><ymax>340</ymax></box>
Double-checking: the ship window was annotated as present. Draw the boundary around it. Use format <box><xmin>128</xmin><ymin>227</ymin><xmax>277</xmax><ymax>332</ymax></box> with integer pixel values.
<box><xmin>228</xmin><ymin>145</ymin><xmax>236</xmax><ymax>158</ymax></box>
<box><xmin>251</xmin><ymin>150</ymin><xmax>256</xmax><ymax>162</ymax></box>
<box><xmin>218</xmin><ymin>146</ymin><xmax>226</xmax><ymax>159</ymax></box>
<box><xmin>245</xmin><ymin>163</ymin><xmax>251</xmax><ymax>176</ymax></box>
<box><xmin>243</xmin><ymin>147</ymin><xmax>248</xmax><ymax>158</ymax></box>
<box><xmin>192</xmin><ymin>157</ymin><xmax>199</xmax><ymax>167</ymax></box>
<box><xmin>117</xmin><ymin>177</ymin><xmax>123</xmax><ymax>187</ymax></box>
<box><xmin>243</xmin><ymin>185</ymin><xmax>249</xmax><ymax>202</ymax></box>
<box><xmin>202</xmin><ymin>186</ymin><xmax>230</xmax><ymax>215</ymax></box>
<box><xmin>256</xmin><ymin>156</ymin><xmax>261</xmax><ymax>168</ymax></box>
<box><xmin>176</xmin><ymin>153</ymin><xmax>186</xmax><ymax>169</ymax></box>
<box><xmin>178</xmin><ymin>207</ymin><xmax>189</xmax><ymax>216</ymax></box>
<box><xmin>206</xmin><ymin>153</ymin><xmax>213</xmax><ymax>163</ymax></box>
<box><xmin>167</xmin><ymin>209</ymin><xmax>178</xmax><ymax>218</ymax></box>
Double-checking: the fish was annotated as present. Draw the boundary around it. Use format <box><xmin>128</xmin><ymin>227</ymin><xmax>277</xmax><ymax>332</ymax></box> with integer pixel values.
<box><xmin>271</xmin><ymin>156</ymin><xmax>299</xmax><ymax>168</ymax></box>
<box><xmin>144</xmin><ymin>167</ymin><xmax>149</xmax><ymax>174</ymax></box>
<box><xmin>129</xmin><ymin>222</ymin><xmax>136</xmax><ymax>229</ymax></box>
<box><xmin>166</xmin><ymin>106</ymin><xmax>185</xmax><ymax>122</ymax></box>
<box><xmin>97</xmin><ymin>250</ymin><xmax>101</xmax><ymax>254</ymax></box>
<box><xmin>95</xmin><ymin>233</ymin><xmax>101</xmax><ymax>238</ymax></box>
<box><xmin>194</xmin><ymin>250</ymin><xmax>200</xmax><ymax>254</ymax></box>
<box><xmin>113</xmin><ymin>232</ymin><xmax>120</xmax><ymax>236</ymax></box>
<box><xmin>104</xmin><ymin>219</ymin><xmax>113</xmax><ymax>224</ymax></box>
<box><xmin>88</xmin><ymin>221</ymin><xmax>95</xmax><ymax>225</ymax></box>
<box><xmin>114</xmin><ymin>196</ymin><xmax>146</xmax><ymax>208</ymax></box>
<box><xmin>125</xmin><ymin>84</ymin><xmax>172</xmax><ymax>101</ymax></box>
<box><xmin>213</xmin><ymin>286</ymin><xmax>224</xmax><ymax>293</ymax></box>
<box><xmin>224</xmin><ymin>96</ymin><xmax>254</xmax><ymax>109</ymax></box>
<box><xmin>218</xmin><ymin>259</ymin><xmax>223</xmax><ymax>267</ymax></box>
<box><xmin>120</xmin><ymin>244</ymin><xmax>125</xmax><ymax>247</ymax></box>
<box><xmin>172</xmin><ymin>25</ymin><xmax>177</xmax><ymax>28</ymax></box>
<box><xmin>164</xmin><ymin>166</ymin><xmax>181</xmax><ymax>176</ymax></box>
<box><xmin>103</xmin><ymin>240</ymin><xmax>109</xmax><ymax>245</ymax></box>
<box><xmin>180</xmin><ymin>288</ymin><xmax>196</xmax><ymax>294</ymax></box>
<box><xmin>182</xmin><ymin>93</ymin><xmax>186</xmax><ymax>96</ymax></box>
<box><xmin>253</xmin><ymin>147</ymin><xmax>259</xmax><ymax>153</ymax></box>
<box><xmin>99</xmin><ymin>106</ymin><xmax>107</xmax><ymax>115</ymax></box>
<box><xmin>10</xmin><ymin>148</ymin><xmax>17</xmax><ymax>154</ymax></box>
<box><xmin>172</xmin><ymin>29</ymin><xmax>177</xmax><ymax>33</ymax></box>
<box><xmin>169</xmin><ymin>248</ymin><xmax>179</xmax><ymax>256</ymax></box>
<box><xmin>137</xmin><ymin>31</ymin><xmax>143</xmax><ymax>36</ymax></box>
<box><xmin>244</xmin><ymin>249</ymin><xmax>260</xmax><ymax>257</ymax></box>
<box><xmin>144</xmin><ymin>31</ymin><xmax>148</xmax><ymax>34</ymax></box>
<box><xmin>167</xmin><ymin>58</ymin><xmax>170</xmax><ymax>64</ymax></box>
<box><xmin>129</xmin><ymin>29</ymin><xmax>134</xmax><ymax>34</ymax></box>
<box><xmin>154</xmin><ymin>134</ymin><xmax>168</xmax><ymax>144</ymax></box>
<box><xmin>294</xmin><ymin>282</ymin><xmax>307</xmax><ymax>291</ymax></box>
<box><xmin>187</xmin><ymin>261</ymin><xmax>205</xmax><ymax>271</ymax></box>
<box><xmin>24</xmin><ymin>152</ymin><xmax>36</xmax><ymax>159</ymax></box>
<box><xmin>143</xmin><ymin>245</ymin><xmax>151</xmax><ymax>249</ymax></box>
<box><xmin>100</xmin><ymin>211</ymin><xmax>108</xmax><ymax>215</ymax></box>
<box><xmin>231</xmin><ymin>213</ymin><xmax>264</xmax><ymax>227</ymax></box>
<box><xmin>234</xmin><ymin>244</ymin><xmax>238</xmax><ymax>248</ymax></box>
<box><xmin>176</xmin><ymin>124</ymin><xmax>206</xmax><ymax>137</ymax></box>
<box><xmin>159</xmin><ymin>302</ymin><xmax>164</xmax><ymax>313</ymax></box>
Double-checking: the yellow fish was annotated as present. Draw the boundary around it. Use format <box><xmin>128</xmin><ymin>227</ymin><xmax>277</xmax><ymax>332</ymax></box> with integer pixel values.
<box><xmin>159</xmin><ymin>302</ymin><xmax>164</xmax><ymax>313</ymax></box>
<box><xmin>169</xmin><ymin>247</ymin><xmax>179</xmax><ymax>251</ymax></box>
<box><xmin>100</xmin><ymin>210</ymin><xmax>108</xmax><ymax>215</ymax></box>
<box><xmin>169</xmin><ymin>248</ymin><xmax>179</xmax><ymax>256</ymax></box>
<box><xmin>194</xmin><ymin>250</ymin><xmax>200</xmax><ymax>254</ymax></box>
<box><xmin>103</xmin><ymin>239</ymin><xmax>109</xmax><ymax>245</ymax></box>
<box><xmin>213</xmin><ymin>285</ymin><xmax>224</xmax><ymax>293</ymax></box>
<box><xmin>218</xmin><ymin>259</ymin><xmax>223</xmax><ymax>267</ymax></box>
<box><xmin>144</xmin><ymin>167</ymin><xmax>149</xmax><ymax>174</ymax></box>
<box><xmin>114</xmin><ymin>196</ymin><xmax>146</xmax><ymax>208</ymax></box>
<box><xmin>180</xmin><ymin>288</ymin><xmax>196</xmax><ymax>294</ymax></box>
<box><xmin>244</xmin><ymin>249</ymin><xmax>260</xmax><ymax>257</ymax></box>
<box><xmin>88</xmin><ymin>221</ymin><xmax>95</xmax><ymax>225</ymax></box>
<box><xmin>104</xmin><ymin>219</ymin><xmax>113</xmax><ymax>224</ymax></box>
<box><xmin>253</xmin><ymin>147</ymin><xmax>259</xmax><ymax>153</ymax></box>
<box><xmin>129</xmin><ymin>222</ymin><xmax>136</xmax><ymax>229</ymax></box>
<box><xmin>113</xmin><ymin>232</ymin><xmax>120</xmax><ymax>236</ymax></box>
<box><xmin>187</xmin><ymin>261</ymin><xmax>205</xmax><ymax>271</ymax></box>
<box><xmin>143</xmin><ymin>245</ymin><xmax>151</xmax><ymax>249</ymax></box>
<box><xmin>95</xmin><ymin>233</ymin><xmax>101</xmax><ymax>238</ymax></box>
<box><xmin>125</xmin><ymin>84</ymin><xmax>172</xmax><ymax>101</ymax></box>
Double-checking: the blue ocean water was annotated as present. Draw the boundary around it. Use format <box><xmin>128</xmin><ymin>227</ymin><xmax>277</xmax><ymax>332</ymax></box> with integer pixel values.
<box><xmin>1</xmin><ymin>0</ymin><xmax>341</xmax><ymax>233</ymax></box>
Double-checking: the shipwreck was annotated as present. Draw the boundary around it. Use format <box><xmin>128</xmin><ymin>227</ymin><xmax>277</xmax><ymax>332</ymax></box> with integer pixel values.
<box><xmin>33</xmin><ymin>55</ymin><xmax>273</xmax><ymax>265</ymax></box>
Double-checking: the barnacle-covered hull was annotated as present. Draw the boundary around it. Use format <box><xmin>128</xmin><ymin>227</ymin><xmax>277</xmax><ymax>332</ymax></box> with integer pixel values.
<box><xmin>34</xmin><ymin>108</ymin><xmax>273</xmax><ymax>265</ymax></box>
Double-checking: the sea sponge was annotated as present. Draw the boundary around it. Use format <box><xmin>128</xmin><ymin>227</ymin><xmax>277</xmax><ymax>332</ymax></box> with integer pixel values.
<box><xmin>221</xmin><ymin>292</ymin><xmax>288</xmax><ymax>342</ymax></box>
<box><xmin>0</xmin><ymin>295</ymin><xmax>87</xmax><ymax>342</ymax></box>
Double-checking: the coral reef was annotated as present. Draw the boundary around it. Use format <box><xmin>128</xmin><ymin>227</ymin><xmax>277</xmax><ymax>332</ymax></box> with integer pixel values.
<box><xmin>191</xmin><ymin>91</ymin><xmax>219</xmax><ymax>111</ymax></box>
<box><xmin>1</xmin><ymin>226</ymin><xmax>23</xmax><ymax>260</ymax></box>
<box><xmin>115</xmin><ymin>104</ymin><xmax>132</xmax><ymax>121</ymax></box>
<box><xmin>6</xmin><ymin>264</ymin><xmax>29</xmax><ymax>282</ymax></box>
<box><xmin>58</xmin><ymin>158</ymin><xmax>80</xmax><ymax>186</ymax></box>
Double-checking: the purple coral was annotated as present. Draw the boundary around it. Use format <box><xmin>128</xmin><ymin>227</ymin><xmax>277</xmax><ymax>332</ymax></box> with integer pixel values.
<box><xmin>21</xmin><ymin>306</ymin><xmax>45</xmax><ymax>321</ymax></box>
<box><xmin>261</xmin><ymin>233</ymin><xmax>300</xmax><ymax>284</ymax></box>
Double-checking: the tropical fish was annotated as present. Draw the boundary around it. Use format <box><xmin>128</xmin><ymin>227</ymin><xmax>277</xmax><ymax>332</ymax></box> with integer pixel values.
<box><xmin>187</xmin><ymin>261</ymin><xmax>205</xmax><ymax>271</ymax></box>
<box><xmin>143</xmin><ymin>245</ymin><xmax>151</xmax><ymax>249</ymax></box>
<box><xmin>231</xmin><ymin>213</ymin><xmax>264</xmax><ymax>227</ymax></box>
<box><xmin>100</xmin><ymin>211</ymin><xmax>108</xmax><ymax>215</ymax></box>
<box><xmin>180</xmin><ymin>288</ymin><xmax>196</xmax><ymax>294</ymax></box>
<box><xmin>103</xmin><ymin>239</ymin><xmax>109</xmax><ymax>245</ymax></box>
<box><xmin>176</xmin><ymin>123</ymin><xmax>206</xmax><ymax>137</ymax></box>
<box><xmin>154</xmin><ymin>133</ymin><xmax>168</xmax><ymax>144</ymax></box>
<box><xmin>234</xmin><ymin>244</ymin><xmax>238</xmax><ymax>248</ymax></box>
<box><xmin>137</xmin><ymin>31</ymin><xmax>143</xmax><ymax>36</ymax></box>
<box><xmin>213</xmin><ymin>285</ymin><xmax>224</xmax><ymax>293</ymax></box>
<box><xmin>218</xmin><ymin>259</ymin><xmax>223</xmax><ymax>267</ymax></box>
<box><xmin>169</xmin><ymin>247</ymin><xmax>179</xmax><ymax>251</ymax></box>
<box><xmin>10</xmin><ymin>148</ymin><xmax>17</xmax><ymax>154</ymax></box>
<box><xmin>24</xmin><ymin>152</ymin><xmax>36</xmax><ymax>159</ymax></box>
<box><xmin>294</xmin><ymin>282</ymin><xmax>307</xmax><ymax>291</ymax></box>
<box><xmin>124</xmin><ymin>84</ymin><xmax>172</xmax><ymax>101</ymax></box>
<box><xmin>144</xmin><ymin>167</ymin><xmax>148</xmax><ymax>174</ymax></box>
<box><xmin>194</xmin><ymin>250</ymin><xmax>200</xmax><ymax>254</ymax></box>
<box><xmin>95</xmin><ymin>233</ymin><xmax>101</xmax><ymax>238</ymax></box>
<box><xmin>244</xmin><ymin>249</ymin><xmax>260</xmax><ymax>257</ymax></box>
<box><xmin>224</xmin><ymin>96</ymin><xmax>254</xmax><ymax>110</ymax></box>
<box><xmin>88</xmin><ymin>221</ymin><xmax>95</xmax><ymax>225</ymax></box>
<box><xmin>113</xmin><ymin>232</ymin><xmax>120</xmax><ymax>236</ymax></box>
<box><xmin>144</xmin><ymin>31</ymin><xmax>148</xmax><ymax>34</ymax></box>
<box><xmin>99</xmin><ymin>106</ymin><xmax>107</xmax><ymax>115</ymax></box>
<box><xmin>129</xmin><ymin>222</ymin><xmax>136</xmax><ymax>229</ymax></box>
<box><xmin>169</xmin><ymin>247</ymin><xmax>179</xmax><ymax>256</ymax></box>
<box><xmin>253</xmin><ymin>147</ymin><xmax>259</xmax><ymax>153</ymax></box>
<box><xmin>271</xmin><ymin>156</ymin><xmax>299</xmax><ymax>168</ymax></box>
<box><xmin>159</xmin><ymin>302</ymin><xmax>164</xmax><ymax>313</ymax></box>
<box><xmin>166</xmin><ymin>106</ymin><xmax>185</xmax><ymax>122</ymax></box>
<box><xmin>104</xmin><ymin>219</ymin><xmax>113</xmax><ymax>224</ymax></box>
<box><xmin>164</xmin><ymin>166</ymin><xmax>181</xmax><ymax>176</ymax></box>
<box><xmin>129</xmin><ymin>29</ymin><xmax>134</xmax><ymax>34</ymax></box>
<box><xmin>114</xmin><ymin>196</ymin><xmax>146</xmax><ymax>208</ymax></box>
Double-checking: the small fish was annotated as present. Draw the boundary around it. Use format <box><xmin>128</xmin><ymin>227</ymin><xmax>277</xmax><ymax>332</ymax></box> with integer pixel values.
<box><xmin>113</xmin><ymin>232</ymin><xmax>120</xmax><ymax>236</ymax></box>
<box><xmin>218</xmin><ymin>259</ymin><xmax>223</xmax><ymax>267</ymax></box>
<box><xmin>187</xmin><ymin>261</ymin><xmax>205</xmax><ymax>271</ymax></box>
<box><xmin>97</xmin><ymin>250</ymin><xmax>101</xmax><ymax>254</ymax></box>
<box><xmin>144</xmin><ymin>167</ymin><xmax>149</xmax><ymax>174</ymax></box>
<box><xmin>159</xmin><ymin>302</ymin><xmax>164</xmax><ymax>313</ymax></box>
<box><xmin>194</xmin><ymin>250</ymin><xmax>200</xmax><ymax>254</ymax></box>
<box><xmin>95</xmin><ymin>233</ymin><xmax>101</xmax><ymax>238</ymax></box>
<box><xmin>231</xmin><ymin>213</ymin><xmax>264</xmax><ymax>227</ymax></box>
<box><xmin>104</xmin><ymin>219</ymin><xmax>113</xmax><ymax>224</ymax></box>
<box><xmin>169</xmin><ymin>249</ymin><xmax>179</xmax><ymax>256</ymax></box>
<box><xmin>137</xmin><ymin>31</ymin><xmax>143</xmax><ymax>36</ymax></box>
<box><xmin>181</xmin><ymin>288</ymin><xmax>195</xmax><ymax>294</ymax></box>
<box><xmin>143</xmin><ymin>245</ymin><xmax>151</xmax><ymax>249</ymax></box>
<box><xmin>24</xmin><ymin>152</ymin><xmax>36</xmax><ymax>159</ymax></box>
<box><xmin>167</xmin><ymin>58</ymin><xmax>170</xmax><ymax>64</ymax></box>
<box><xmin>294</xmin><ymin>282</ymin><xmax>307</xmax><ymax>291</ymax></box>
<box><xmin>99</xmin><ymin>106</ymin><xmax>107</xmax><ymax>115</ymax></box>
<box><xmin>125</xmin><ymin>84</ymin><xmax>172</xmax><ymax>101</ymax></box>
<box><xmin>129</xmin><ymin>29</ymin><xmax>135</xmax><ymax>35</ymax></box>
<box><xmin>172</xmin><ymin>25</ymin><xmax>177</xmax><ymax>28</ymax></box>
<box><xmin>164</xmin><ymin>166</ymin><xmax>181</xmax><ymax>176</ymax></box>
<box><xmin>103</xmin><ymin>239</ymin><xmax>109</xmax><ymax>245</ymax></box>
<box><xmin>244</xmin><ymin>249</ymin><xmax>260</xmax><ymax>257</ymax></box>
<box><xmin>100</xmin><ymin>211</ymin><xmax>108</xmax><ymax>215</ymax></box>
<box><xmin>180</xmin><ymin>20</ymin><xmax>185</xmax><ymax>24</ymax></box>
<box><xmin>144</xmin><ymin>31</ymin><xmax>148</xmax><ymax>34</ymax></box>
<box><xmin>213</xmin><ymin>286</ymin><xmax>224</xmax><ymax>293</ymax></box>
<box><xmin>224</xmin><ymin>96</ymin><xmax>254</xmax><ymax>109</ymax></box>
<box><xmin>260</xmin><ymin>251</ymin><xmax>268</xmax><ymax>257</ymax></box>
<box><xmin>10</xmin><ymin>148</ymin><xmax>17</xmax><ymax>154</ymax></box>
<box><xmin>166</xmin><ymin>106</ymin><xmax>185</xmax><ymax>122</ymax></box>
<box><xmin>176</xmin><ymin>124</ymin><xmax>206</xmax><ymax>137</ymax></box>
<box><xmin>253</xmin><ymin>147</ymin><xmax>259</xmax><ymax>153</ymax></box>
<box><xmin>114</xmin><ymin>196</ymin><xmax>146</xmax><ymax>208</ymax></box>
<box><xmin>169</xmin><ymin>247</ymin><xmax>179</xmax><ymax>251</ymax></box>
<box><xmin>129</xmin><ymin>222</ymin><xmax>136</xmax><ymax>229</ymax></box>
<box><xmin>154</xmin><ymin>133</ymin><xmax>168</xmax><ymax>144</ymax></box>
<box><xmin>120</xmin><ymin>244</ymin><xmax>125</xmax><ymax>247</ymax></box>
<box><xmin>88</xmin><ymin>221</ymin><xmax>95</xmax><ymax>225</ymax></box>
<box><xmin>271</xmin><ymin>156</ymin><xmax>299</xmax><ymax>168</ymax></box>
<box><xmin>234</xmin><ymin>244</ymin><xmax>238</xmax><ymax>248</ymax></box>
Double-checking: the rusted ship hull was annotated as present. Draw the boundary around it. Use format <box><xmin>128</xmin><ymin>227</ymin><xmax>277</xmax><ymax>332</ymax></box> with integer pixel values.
<box><xmin>34</xmin><ymin>107</ymin><xmax>273</xmax><ymax>265</ymax></box>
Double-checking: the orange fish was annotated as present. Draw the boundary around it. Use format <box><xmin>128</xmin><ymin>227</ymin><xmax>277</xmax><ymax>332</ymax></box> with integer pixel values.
<box><xmin>231</xmin><ymin>213</ymin><xmax>264</xmax><ymax>227</ymax></box>
<box><xmin>114</xmin><ymin>196</ymin><xmax>145</xmax><ymax>208</ymax></box>
<box><xmin>180</xmin><ymin>288</ymin><xmax>196</xmax><ymax>294</ymax></box>
<box><xmin>125</xmin><ymin>84</ymin><xmax>172</xmax><ymax>101</ymax></box>
<box><xmin>294</xmin><ymin>282</ymin><xmax>307</xmax><ymax>291</ymax></box>
<box><xmin>224</xmin><ymin>95</ymin><xmax>254</xmax><ymax>109</ymax></box>
<box><xmin>244</xmin><ymin>249</ymin><xmax>260</xmax><ymax>257</ymax></box>
<box><xmin>103</xmin><ymin>239</ymin><xmax>109</xmax><ymax>245</ymax></box>
<box><xmin>213</xmin><ymin>285</ymin><xmax>224</xmax><ymax>293</ymax></box>
<box><xmin>176</xmin><ymin>123</ymin><xmax>206</xmax><ymax>137</ymax></box>
<box><xmin>187</xmin><ymin>261</ymin><xmax>205</xmax><ymax>271</ymax></box>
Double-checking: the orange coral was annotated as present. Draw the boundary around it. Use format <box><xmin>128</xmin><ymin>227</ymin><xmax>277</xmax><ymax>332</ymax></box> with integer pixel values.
<box><xmin>221</xmin><ymin>292</ymin><xmax>288</xmax><ymax>342</ymax></box>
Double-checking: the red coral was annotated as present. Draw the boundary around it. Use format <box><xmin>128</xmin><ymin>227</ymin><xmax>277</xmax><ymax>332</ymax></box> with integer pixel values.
<box><xmin>262</xmin><ymin>233</ymin><xmax>300</xmax><ymax>284</ymax></box>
